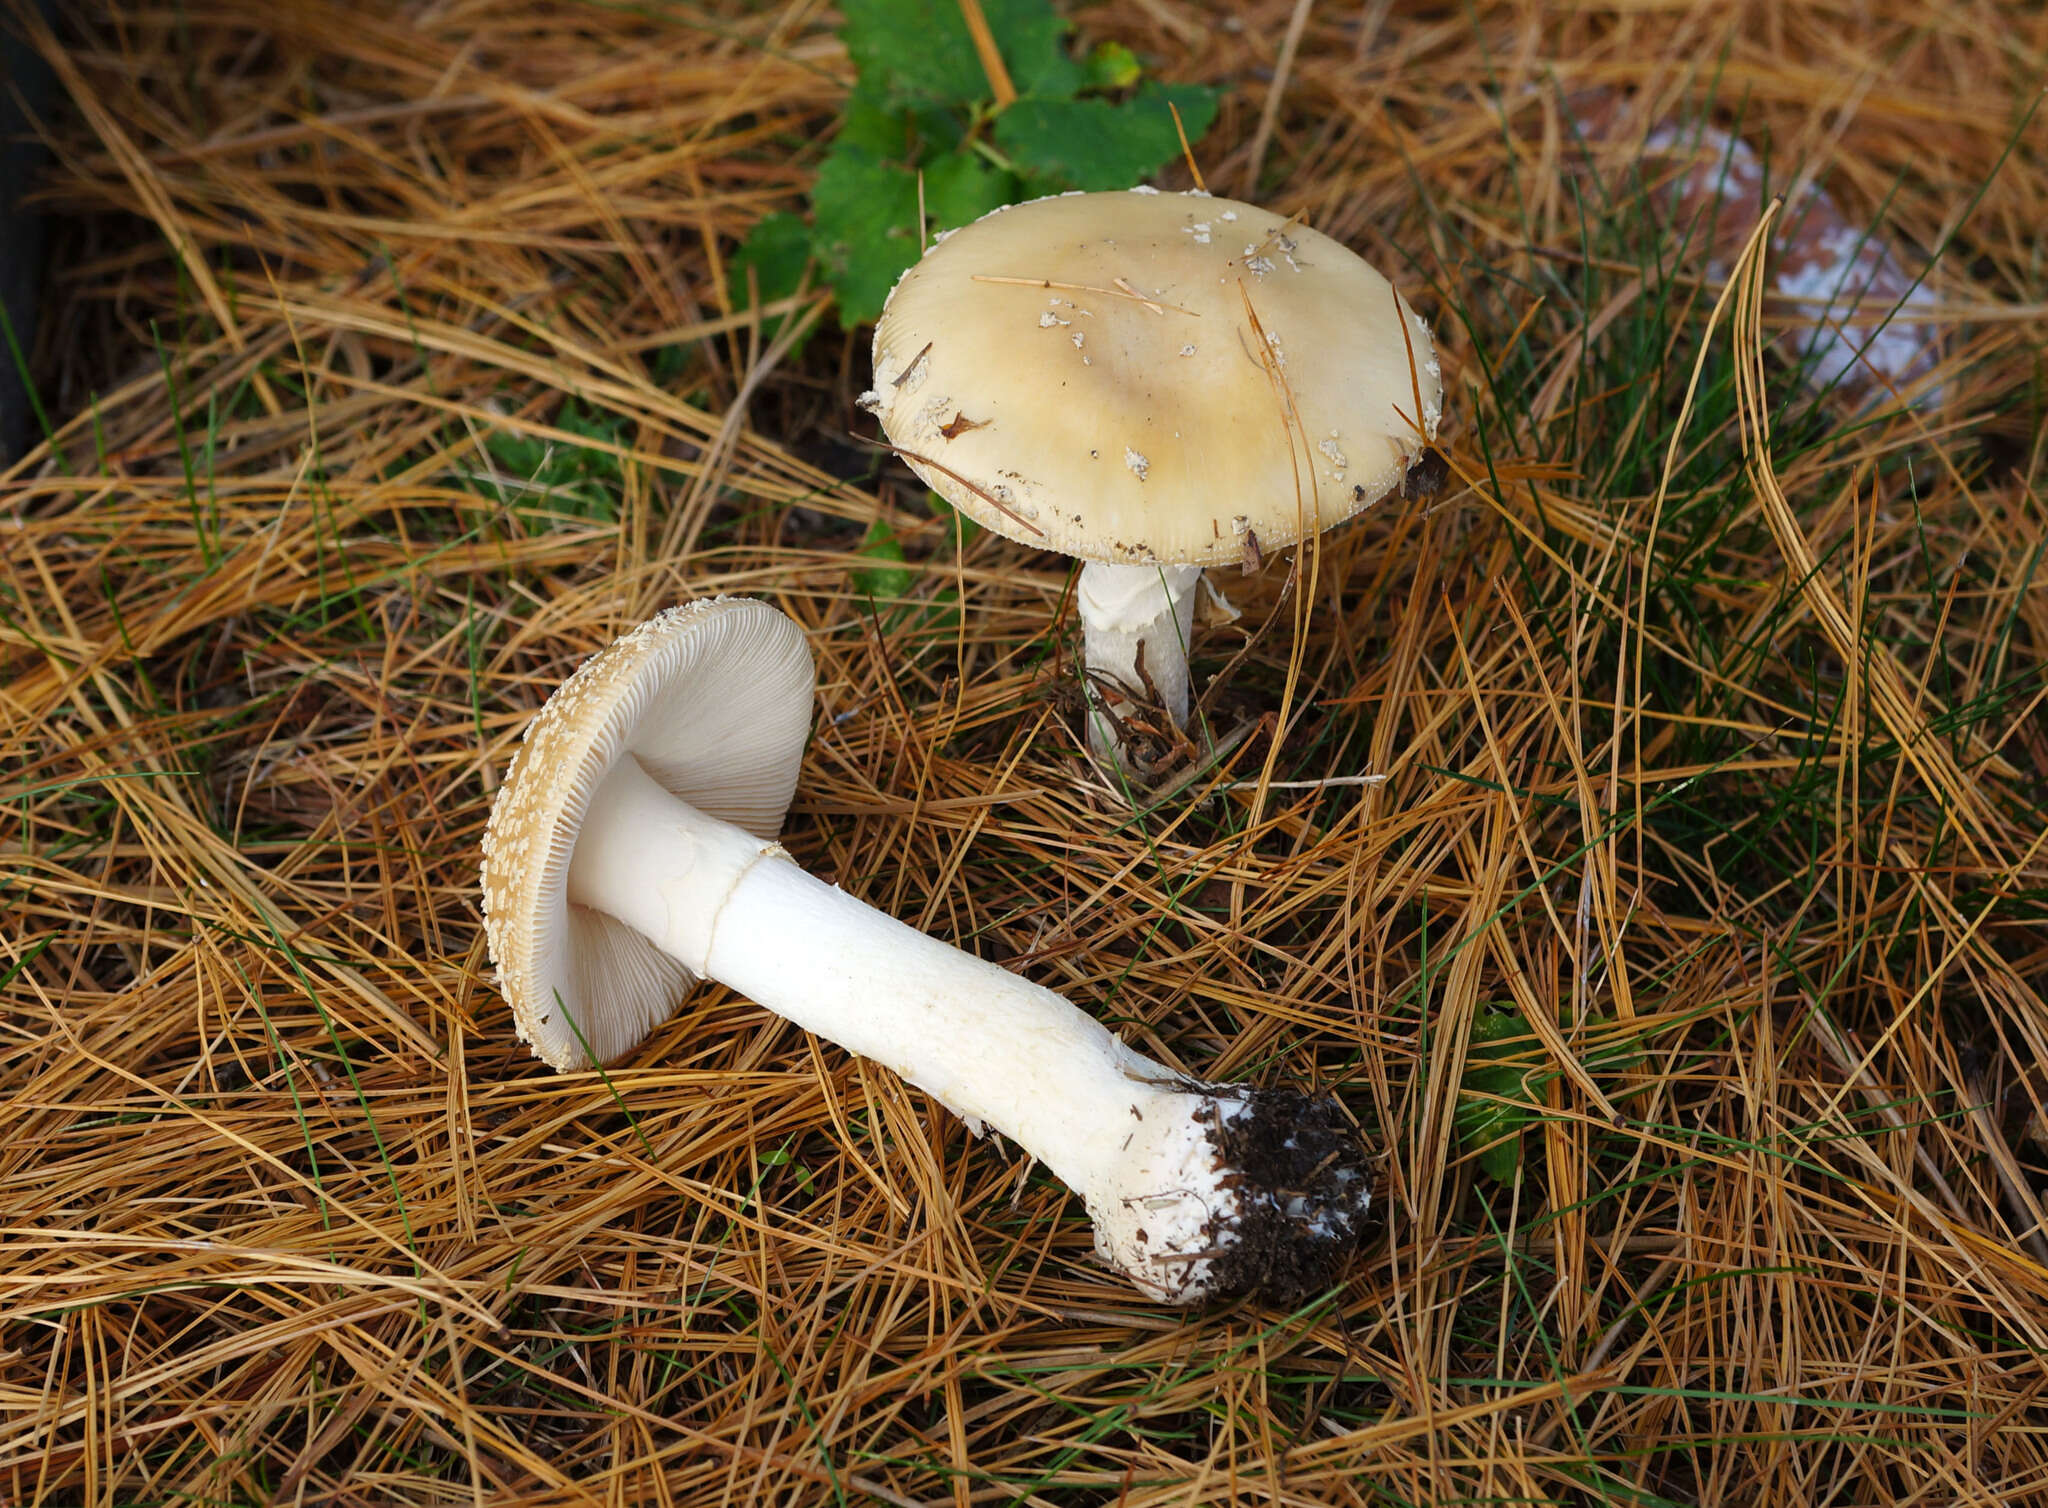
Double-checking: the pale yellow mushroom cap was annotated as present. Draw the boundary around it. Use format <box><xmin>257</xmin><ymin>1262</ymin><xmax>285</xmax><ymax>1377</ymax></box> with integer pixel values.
<box><xmin>865</xmin><ymin>189</ymin><xmax>1442</xmax><ymax>569</ymax></box>
<box><xmin>479</xmin><ymin>598</ymin><xmax>814</xmax><ymax>1070</ymax></box>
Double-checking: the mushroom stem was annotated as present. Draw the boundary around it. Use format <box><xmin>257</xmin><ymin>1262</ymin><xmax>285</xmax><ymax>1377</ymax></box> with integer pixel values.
<box><xmin>1075</xmin><ymin>561</ymin><xmax>1203</xmax><ymax>767</ymax></box>
<box><xmin>567</xmin><ymin>753</ymin><xmax>1372</xmax><ymax>1304</ymax></box>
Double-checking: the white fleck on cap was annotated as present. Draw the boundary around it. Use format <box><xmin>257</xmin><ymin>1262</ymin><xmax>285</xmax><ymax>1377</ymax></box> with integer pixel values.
<box><xmin>869</xmin><ymin>188</ymin><xmax>1443</xmax><ymax>567</ymax></box>
<box><xmin>479</xmin><ymin>598</ymin><xmax>814</xmax><ymax>1069</ymax></box>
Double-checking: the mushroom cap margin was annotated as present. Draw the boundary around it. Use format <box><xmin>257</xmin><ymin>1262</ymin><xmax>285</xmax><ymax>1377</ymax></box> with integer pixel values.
<box><xmin>479</xmin><ymin>597</ymin><xmax>815</xmax><ymax>1071</ymax></box>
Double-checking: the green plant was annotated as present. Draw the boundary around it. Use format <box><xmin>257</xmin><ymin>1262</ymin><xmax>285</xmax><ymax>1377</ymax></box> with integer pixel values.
<box><xmin>852</xmin><ymin>493</ymin><xmax>981</xmax><ymax>640</ymax></box>
<box><xmin>1456</xmin><ymin>1002</ymin><xmax>1543</xmax><ymax>1183</ymax></box>
<box><xmin>734</xmin><ymin>0</ymin><xmax>1219</xmax><ymax>331</ymax></box>
<box><xmin>478</xmin><ymin>397</ymin><xmax>638</xmax><ymax>523</ymax></box>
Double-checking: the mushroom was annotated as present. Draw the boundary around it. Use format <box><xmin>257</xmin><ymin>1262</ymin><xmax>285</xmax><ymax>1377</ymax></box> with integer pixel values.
<box><xmin>864</xmin><ymin>187</ymin><xmax>1444</xmax><ymax>772</ymax></box>
<box><xmin>480</xmin><ymin>596</ymin><xmax>1374</xmax><ymax>1305</ymax></box>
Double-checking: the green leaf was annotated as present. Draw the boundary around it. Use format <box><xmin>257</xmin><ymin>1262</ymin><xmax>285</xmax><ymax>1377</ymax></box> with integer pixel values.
<box><xmin>810</xmin><ymin>146</ymin><xmax>924</xmax><ymax>326</ymax></box>
<box><xmin>838</xmin><ymin>77</ymin><xmax>970</xmax><ymax>160</ymax></box>
<box><xmin>1455</xmin><ymin>1003</ymin><xmax>1539</xmax><ymax>1182</ymax></box>
<box><xmin>992</xmin><ymin>81</ymin><xmax>1219</xmax><ymax>191</ymax></box>
<box><xmin>812</xmin><ymin>145</ymin><xmax>1016</xmax><ymax>326</ymax></box>
<box><xmin>1084</xmin><ymin>40</ymin><xmax>1143</xmax><ymax>91</ymax></box>
<box><xmin>920</xmin><ymin>584</ymin><xmax>964</xmax><ymax>635</ymax></box>
<box><xmin>1458</xmin><ymin>1064</ymin><xmax>1534</xmax><ymax>1183</ymax></box>
<box><xmin>921</xmin><ymin>151</ymin><xmax>1021</xmax><ymax>229</ymax></box>
<box><xmin>853</xmin><ymin>516</ymin><xmax>913</xmax><ymax>601</ymax></box>
<box><xmin>480</xmin><ymin>398</ymin><xmax>628</xmax><ymax>523</ymax></box>
<box><xmin>841</xmin><ymin>0</ymin><xmax>1080</xmax><ymax>109</ymax></box>
<box><xmin>904</xmin><ymin>100</ymin><xmax>973</xmax><ymax>157</ymax></box>
<box><xmin>729</xmin><ymin>212</ymin><xmax>817</xmax><ymax>353</ymax></box>
<box><xmin>926</xmin><ymin>489</ymin><xmax>982</xmax><ymax>547</ymax></box>
<box><xmin>837</xmin><ymin>78</ymin><xmax>912</xmax><ymax>157</ymax></box>
<box><xmin>1478</xmin><ymin>1130</ymin><xmax>1525</xmax><ymax>1185</ymax></box>
<box><xmin>1469</xmin><ymin>1000</ymin><xmax>1525</xmax><ymax>1049</ymax></box>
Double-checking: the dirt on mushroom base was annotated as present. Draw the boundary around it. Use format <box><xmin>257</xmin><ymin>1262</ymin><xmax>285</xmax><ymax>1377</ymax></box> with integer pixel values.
<box><xmin>1199</xmin><ymin>1088</ymin><xmax>1378</xmax><ymax>1307</ymax></box>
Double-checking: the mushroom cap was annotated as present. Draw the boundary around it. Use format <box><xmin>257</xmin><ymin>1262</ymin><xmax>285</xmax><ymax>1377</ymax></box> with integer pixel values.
<box><xmin>479</xmin><ymin>598</ymin><xmax>814</xmax><ymax>1071</ymax></box>
<box><xmin>866</xmin><ymin>189</ymin><xmax>1443</xmax><ymax>570</ymax></box>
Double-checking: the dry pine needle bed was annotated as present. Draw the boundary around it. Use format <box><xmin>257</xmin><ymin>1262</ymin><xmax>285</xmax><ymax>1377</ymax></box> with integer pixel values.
<box><xmin>3</xmin><ymin>1</ymin><xmax>2047</xmax><ymax>1505</ymax></box>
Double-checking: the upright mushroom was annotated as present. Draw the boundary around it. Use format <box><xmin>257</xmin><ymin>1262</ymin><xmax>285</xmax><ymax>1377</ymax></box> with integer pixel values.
<box><xmin>864</xmin><ymin>187</ymin><xmax>1444</xmax><ymax>771</ymax></box>
<box><xmin>480</xmin><ymin>597</ymin><xmax>1373</xmax><ymax>1305</ymax></box>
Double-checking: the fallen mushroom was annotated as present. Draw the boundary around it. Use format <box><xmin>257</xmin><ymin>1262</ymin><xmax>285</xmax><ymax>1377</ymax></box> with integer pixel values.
<box><xmin>864</xmin><ymin>187</ymin><xmax>1444</xmax><ymax>773</ymax></box>
<box><xmin>479</xmin><ymin>596</ymin><xmax>1374</xmax><ymax>1304</ymax></box>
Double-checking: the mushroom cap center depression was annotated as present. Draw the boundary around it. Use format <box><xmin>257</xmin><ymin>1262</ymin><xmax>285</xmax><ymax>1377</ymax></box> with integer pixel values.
<box><xmin>867</xmin><ymin>188</ymin><xmax>1443</xmax><ymax>570</ymax></box>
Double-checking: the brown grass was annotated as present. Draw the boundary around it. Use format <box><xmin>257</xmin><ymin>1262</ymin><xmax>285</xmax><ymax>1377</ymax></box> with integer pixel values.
<box><xmin>4</xmin><ymin>1</ymin><xmax>2047</xmax><ymax>1504</ymax></box>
